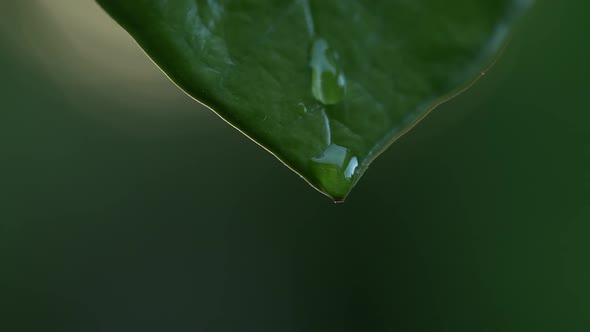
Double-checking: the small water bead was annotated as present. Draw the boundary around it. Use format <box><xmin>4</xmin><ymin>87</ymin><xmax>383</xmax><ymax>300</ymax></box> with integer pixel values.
<box><xmin>309</xmin><ymin>38</ymin><xmax>346</xmax><ymax>105</ymax></box>
<box><xmin>297</xmin><ymin>102</ymin><xmax>308</xmax><ymax>114</ymax></box>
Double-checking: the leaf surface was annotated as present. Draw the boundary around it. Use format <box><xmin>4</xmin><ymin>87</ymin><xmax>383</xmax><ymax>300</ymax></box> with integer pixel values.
<box><xmin>96</xmin><ymin>0</ymin><xmax>531</xmax><ymax>200</ymax></box>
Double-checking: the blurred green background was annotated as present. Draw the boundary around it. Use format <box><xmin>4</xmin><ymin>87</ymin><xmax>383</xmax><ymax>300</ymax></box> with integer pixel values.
<box><xmin>1</xmin><ymin>1</ymin><xmax>589</xmax><ymax>331</ymax></box>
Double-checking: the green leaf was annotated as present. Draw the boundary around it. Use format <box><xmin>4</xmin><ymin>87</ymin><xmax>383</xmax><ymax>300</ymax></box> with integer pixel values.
<box><xmin>96</xmin><ymin>0</ymin><xmax>531</xmax><ymax>201</ymax></box>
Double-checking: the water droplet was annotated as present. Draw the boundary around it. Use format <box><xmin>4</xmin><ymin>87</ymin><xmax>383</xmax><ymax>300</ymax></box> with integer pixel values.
<box><xmin>310</xmin><ymin>144</ymin><xmax>358</xmax><ymax>200</ymax></box>
<box><xmin>309</xmin><ymin>38</ymin><xmax>346</xmax><ymax>105</ymax></box>
<box><xmin>297</xmin><ymin>102</ymin><xmax>308</xmax><ymax>114</ymax></box>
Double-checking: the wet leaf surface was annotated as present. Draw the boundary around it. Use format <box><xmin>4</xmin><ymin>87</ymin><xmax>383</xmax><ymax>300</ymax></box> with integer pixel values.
<box><xmin>96</xmin><ymin>0</ymin><xmax>531</xmax><ymax>200</ymax></box>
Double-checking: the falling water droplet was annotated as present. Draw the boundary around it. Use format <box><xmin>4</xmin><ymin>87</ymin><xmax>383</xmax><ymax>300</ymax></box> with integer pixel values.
<box><xmin>310</xmin><ymin>144</ymin><xmax>358</xmax><ymax>200</ymax></box>
<box><xmin>309</xmin><ymin>38</ymin><xmax>346</xmax><ymax>105</ymax></box>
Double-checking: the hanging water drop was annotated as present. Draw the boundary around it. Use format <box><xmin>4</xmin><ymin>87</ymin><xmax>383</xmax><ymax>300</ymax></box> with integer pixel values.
<box><xmin>309</xmin><ymin>144</ymin><xmax>358</xmax><ymax>200</ymax></box>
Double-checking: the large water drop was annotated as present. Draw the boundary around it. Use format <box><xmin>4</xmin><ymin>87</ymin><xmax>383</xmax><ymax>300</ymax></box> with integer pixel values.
<box><xmin>309</xmin><ymin>38</ymin><xmax>346</xmax><ymax>105</ymax></box>
<box><xmin>310</xmin><ymin>144</ymin><xmax>358</xmax><ymax>200</ymax></box>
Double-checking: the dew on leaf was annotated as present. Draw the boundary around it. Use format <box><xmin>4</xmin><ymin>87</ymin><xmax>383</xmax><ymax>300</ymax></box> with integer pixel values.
<box><xmin>309</xmin><ymin>37</ymin><xmax>346</xmax><ymax>105</ymax></box>
<box><xmin>310</xmin><ymin>144</ymin><xmax>358</xmax><ymax>200</ymax></box>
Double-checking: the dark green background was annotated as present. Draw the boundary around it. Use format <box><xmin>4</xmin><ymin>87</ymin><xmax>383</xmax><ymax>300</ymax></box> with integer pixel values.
<box><xmin>1</xmin><ymin>1</ymin><xmax>588</xmax><ymax>331</ymax></box>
